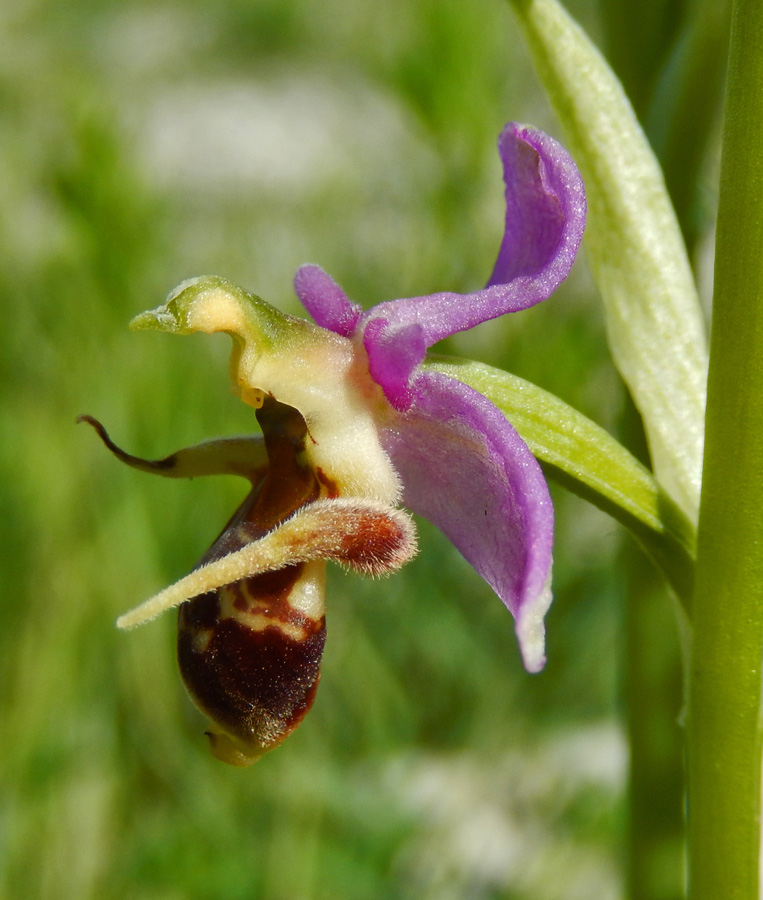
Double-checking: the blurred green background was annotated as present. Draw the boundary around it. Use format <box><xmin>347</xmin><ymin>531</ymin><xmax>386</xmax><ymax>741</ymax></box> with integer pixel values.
<box><xmin>0</xmin><ymin>1</ymin><xmax>726</xmax><ymax>898</ymax></box>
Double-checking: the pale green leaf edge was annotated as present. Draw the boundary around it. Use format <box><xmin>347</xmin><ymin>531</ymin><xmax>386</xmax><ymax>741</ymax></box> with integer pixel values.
<box><xmin>507</xmin><ymin>0</ymin><xmax>708</xmax><ymax>524</ymax></box>
<box><xmin>425</xmin><ymin>355</ymin><xmax>695</xmax><ymax>606</ymax></box>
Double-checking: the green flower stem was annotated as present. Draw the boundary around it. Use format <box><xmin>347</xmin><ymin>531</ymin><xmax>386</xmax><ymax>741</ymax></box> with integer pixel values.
<box><xmin>424</xmin><ymin>356</ymin><xmax>696</xmax><ymax>607</ymax></box>
<box><xmin>688</xmin><ymin>1</ymin><xmax>763</xmax><ymax>896</ymax></box>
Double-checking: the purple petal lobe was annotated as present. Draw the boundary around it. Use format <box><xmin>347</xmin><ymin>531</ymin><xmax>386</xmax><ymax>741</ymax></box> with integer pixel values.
<box><xmin>487</xmin><ymin>124</ymin><xmax>584</xmax><ymax>288</ymax></box>
<box><xmin>359</xmin><ymin>124</ymin><xmax>586</xmax><ymax>394</ymax></box>
<box><xmin>294</xmin><ymin>264</ymin><xmax>362</xmax><ymax>336</ymax></box>
<box><xmin>379</xmin><ymin>370</ymin><xmax>554</xmax><ymax>672</ymax></box>
<box><xmin>362</xmin><ymin>318</ymin><xmax>426</xmax><ymax>412</ymax></box>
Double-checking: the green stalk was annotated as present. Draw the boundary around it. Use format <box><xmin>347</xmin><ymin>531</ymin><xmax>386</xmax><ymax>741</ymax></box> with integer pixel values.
<box><xmin>620</xmin><ymin>402</ymin><xmax>685</xmax><ymax>900</ymax></box>
<box><xmin>687</xmin><ymin>0</ymin><xmax>763</xmax><ymax>896</ymax></box>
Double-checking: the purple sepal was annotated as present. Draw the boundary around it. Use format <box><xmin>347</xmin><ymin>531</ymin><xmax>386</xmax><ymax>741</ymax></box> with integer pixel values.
<box><xmin>358</xmin><ymin>124</ymin><xmax>585</xmax><ymax>407</ymax></box>
<box><xmin>294</xmin><ymin>264</ymin><xmax>362</xmax><ymax>337</ymax></box>
<box><xmin>379</xmin><ymin>370</ymin><xmax>554</xmax><ymax>672</ymax></box>
<box><xmin>362</xmin><ymin>318</ymin><xmax>426</xmax><ymax>411</ymax></box>
<box><xmin>485</xmin><ymin>124</ymin><xmax>585</xmax><ymax>290</ymax></box>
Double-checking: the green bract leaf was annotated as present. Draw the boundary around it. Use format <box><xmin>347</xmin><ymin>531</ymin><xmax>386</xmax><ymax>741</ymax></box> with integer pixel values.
<box><xmin>507</xmin><ymin>0</ymin><xmax>709</xmax><ymax>522</ymax></box>
<box><xmin>425</xmin><ymin>356</ymin><xmax>695</xmax><ymax>606</ymax></box>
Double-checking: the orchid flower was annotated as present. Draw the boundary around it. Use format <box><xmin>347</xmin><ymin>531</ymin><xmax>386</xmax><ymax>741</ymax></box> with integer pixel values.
<box><xmin>81</xmin><ymin>123</ymin><xmax>585</xmax><ymax>766</ymax></box>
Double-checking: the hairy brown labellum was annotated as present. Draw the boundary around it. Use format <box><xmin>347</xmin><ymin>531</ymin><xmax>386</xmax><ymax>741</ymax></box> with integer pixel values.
<box><xmin>178</xmin><ymin>398</ymin><xmax>326</xmax><ymax>765</ymax></box>
<box><xmin>80</xmin><ymin>396</ymin><xmax>417</xmax><ymax>766</ymax></box>
<box><xmin>178</xmin><ymin>570</ymin><xmax>327</xmax><ymax>766</ymax></box>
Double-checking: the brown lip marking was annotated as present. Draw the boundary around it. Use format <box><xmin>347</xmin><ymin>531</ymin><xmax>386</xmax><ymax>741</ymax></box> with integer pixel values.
<box><xmin>178</xmin><ymin>597</ymin><xmax>326</xmax><ymax>752</ymax></box>
<box><xmin>340</xmin><ymin>512</ymin><xmax>408</xmax><ymax>571</ymax></box>
<box><xmin>176</xmin><ymin>396</ymin><xmax>332</xmax><ymax>760</ymax></box>
<box><xmin>228</xmin><ymin>569</ymin><xmax>302</xmax><ymax>613</ymax></box>
<box><xmin>252</xmin><ymin>398</ymin><xmax>321</xmax><ymax>533</ymax></box>
<box><xmin>197</xmin><ymin>397</ymin><xmax>322</xmax><ymax>571</ymax></box>
<box><xmin>179</xmin><ymin>591</ymin><xmax>220</xmax><ymax>630</ymax></box>
<box><xmin>316</xmin><ymin>467</ymin><xmax>340</xmax><ymax>499</ymax></box>
<box><xmin>180</xmin><ymin>568</ymin><xmax>316</xmax><ymax>634</ymax></box>
<box><xmin>227</xmin><ymin>569</ymin><xmax>315</xmax><ymax>632</ymax></box>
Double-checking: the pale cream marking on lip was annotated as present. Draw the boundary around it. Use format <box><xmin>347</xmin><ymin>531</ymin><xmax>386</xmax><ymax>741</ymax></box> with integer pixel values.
<box><xmin>192</xmin><ymin>626</ymin><xmax>214</xmax><ymax>654</ymax></box>
<box><xmin>229</xmin><ymin>610</ymin><xmax>308</xmax><ymax>642</ymax></box>
<box><xmin>217</xmin><ymin>584</ymin><xmax>319</xmax><ymax>642</ymax></box>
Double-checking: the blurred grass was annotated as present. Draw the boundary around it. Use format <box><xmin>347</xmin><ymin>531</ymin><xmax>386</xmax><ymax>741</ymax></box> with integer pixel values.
<box><xmin>0</xmin><ymin>0</ymin><xmax>723</xmax><ymax>898</ymax></box>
